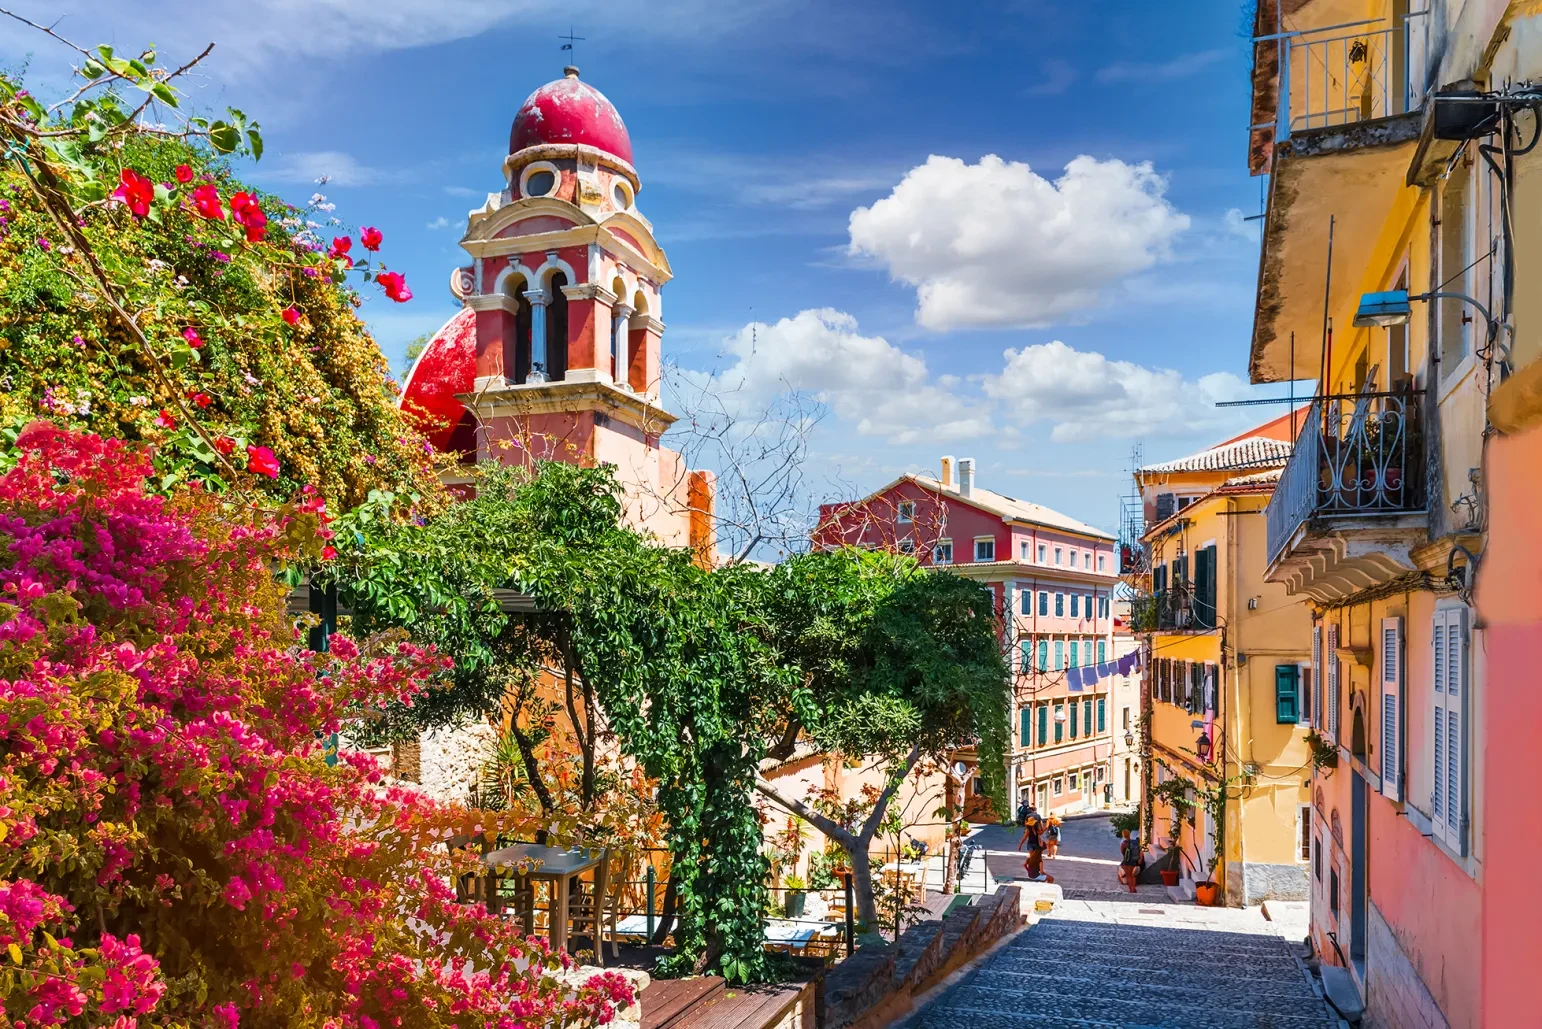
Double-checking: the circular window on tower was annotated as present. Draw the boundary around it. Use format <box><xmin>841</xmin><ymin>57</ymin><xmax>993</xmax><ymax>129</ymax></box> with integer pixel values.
<box><xmin>612</xmin><ymin>180</ymin><xmax>632</xmax><ymax>210</ymax></box>
<box><xmin>521</xmin><ymin>163</ymin><xmax>558</xmax><ymax>199</ymax></box>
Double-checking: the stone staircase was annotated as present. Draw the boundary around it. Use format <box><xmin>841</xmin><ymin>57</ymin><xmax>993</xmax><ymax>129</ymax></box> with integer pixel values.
<box><xmin>912</xmin><ymin>910</ymin><xmax>1344</xmax><ymax>1029</ymax></box>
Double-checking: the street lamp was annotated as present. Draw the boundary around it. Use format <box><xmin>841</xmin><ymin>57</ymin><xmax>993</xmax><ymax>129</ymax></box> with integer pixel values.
<box><xmin>1354</xmin><ymin>289</ymin><xmax>1502</xmax><ymax>359</ymax></box>
<box><xmin>1124</xmin><ymin>731</ymin><xmax>1136</xmax><ymax>749</ymax></box>
<box><xmin>1195</xmin><ymin>732</ymin><xmax>1213</xmax><ymax>764</ymax></box>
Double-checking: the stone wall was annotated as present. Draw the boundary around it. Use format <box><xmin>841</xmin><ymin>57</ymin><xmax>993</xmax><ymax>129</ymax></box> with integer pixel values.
<box><xmin>1241</xmin><ymin>861</ymin><xmax>1309</xmax><ymax>905</ymax></box>
<box><xmin>1365</xmin><ymin>900</ymin><xmax>1450</xmax><ymax>1029</ymax></box>
<box><xmin>416</xmin><ymin>722</ymin><xmax>498</xmax><ymax>804</ymax></box>
<box><xmin>822</xmin><ymin>887</ymin><xmax>1025</xmax><ymax>1029</ymax></box>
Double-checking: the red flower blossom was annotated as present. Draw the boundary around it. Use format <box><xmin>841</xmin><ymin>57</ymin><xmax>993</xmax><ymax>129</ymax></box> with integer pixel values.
<box><xmin>246</xmin><ymin>445</ymin><xmax>281</xmax><ymax>478</ymax></box>
<box><xmin>360</xmin><ymin>226</ymin><xmax>383</xmax><ymax>251</ymax></box>
<box><xmin>281</xmin><ymin>307</ymin><xmax>301</xmax><ymax>326</ymax></box>
<box><xmin>174</xmin><ymin>164</ymin><xmax>194</xmax><ymax>184</ymax></box>
<box><xmin>112</xmin><ymin>168</ymin><xmax>155</xmax><ymax>220</ymax></box>
<box><xmin>154</xmin><ymin>409</ymin><xmax>177</xmax><ymax>430</ymax></box>
<box><xmin>229</xmin><ymin>192</ymin><xmax>268</xmax><ymax>242</ymax></box>
<box><xmin>213</xmin><ymin>436</ymin><xmax>235</xmax><ymax>455</ymax></box>
<box><xmin>189</xmin><ymin>392</ymin><xmax>213</xmax><ymax>409</ymax></box>
<box><xmin>182</xmin><ymin>327</ymin><xmax>204</xmax><ymax>349</ymax></box>
<box><xmin>321</xmin><ymin>545</ymin><xmax>338</xmax><ymax>561</ymax></box>
<box><xmin>191</xmin><ymin>184</ymin><xmax>225</xmax><ymax>220</ymax></box>
<box><xmin>377</xmin><ymin>271</ymin><xmax>412</xmax><ymax>303</ymax></box>
<box><xmin>329</xmin><ymin>236</ymin><xmax>352</xmax><ymax>259</ymax></box>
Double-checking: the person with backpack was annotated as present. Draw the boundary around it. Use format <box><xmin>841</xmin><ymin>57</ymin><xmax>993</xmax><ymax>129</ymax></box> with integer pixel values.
<box><xmin>1018</xmin><ymin>804</ymin><xmax>1043</xmax><ymax>852</ymax></box>
<box><xmin>1015</xmin><ymin>796</ymin><xmax>1031</xmax><ymax>827</ymax></box>
<box><xmin>1117</xmin><ymin>829</ymin><xmax>1140</xmax><ymax>892</ymax></box>
<box><xmin>1044</xmin><ymin>813</ymin><xmax>1062</xmax><ymax>858</ymax></box>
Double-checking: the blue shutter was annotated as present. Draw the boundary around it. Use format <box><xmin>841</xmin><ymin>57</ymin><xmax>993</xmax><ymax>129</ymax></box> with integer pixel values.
<box><xmin>1039</xmin><ymin>591</ymin><xmax>1048</xmax><ymax>616</ymax></box>
<box><xmin>1056</xmin><ymin>593</ymin><xmax>1064</xmax><ymax>616</ymax></box>
<box><xmin>1020</xmin><ymin>590</ymin><xmax>1031</xmax><ymax>615</ymax></box>
<box><xmin>1275</xmin><ymin>665</ymin><xmax>1299</xmax><ymax>723</ymax></box>
<box><xmin>1070</xmin><ymin>594</ymin><xmax>1079</xmax><ymax>618</ymax></box>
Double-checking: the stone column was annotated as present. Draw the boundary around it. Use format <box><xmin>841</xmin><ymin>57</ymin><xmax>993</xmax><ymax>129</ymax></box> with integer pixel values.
<box><xmin>525</xmin><ymin>289</ymin><xmax>550</xmax><ymax>383</ymax></box>
<box><xmin>611</xmin><ymin>303</ymin><xmax>634</xmax><ymax>388</ymax></box>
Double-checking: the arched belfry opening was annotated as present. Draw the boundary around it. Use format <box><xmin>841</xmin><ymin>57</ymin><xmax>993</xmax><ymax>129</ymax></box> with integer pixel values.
<box><xmin>546</xmin><ymin>271</ymin><xmax>568</xmax><ymax>382</ymax></box>
<box><xmin>502</xmin><ymin>273</ymin><xmax>533</xmax><ymax>385</ymax></box>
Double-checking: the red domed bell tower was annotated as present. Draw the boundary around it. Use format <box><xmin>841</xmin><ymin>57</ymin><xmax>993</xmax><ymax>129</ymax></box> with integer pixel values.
<box><xmin>401</xmin><ymin>67</ymin><xmax>712</xmax><ymax>555</ymax></box>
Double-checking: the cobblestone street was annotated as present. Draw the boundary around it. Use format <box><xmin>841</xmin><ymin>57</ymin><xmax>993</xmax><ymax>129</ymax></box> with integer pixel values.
<box><xmin>908</xmin><ymin>816</ymin><xmax>1341</xmax><ymax>1028</ymax></box>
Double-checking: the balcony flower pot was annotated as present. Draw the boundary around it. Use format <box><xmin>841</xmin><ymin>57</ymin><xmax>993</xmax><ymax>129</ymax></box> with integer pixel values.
<box><xmin>784</xmin><ymin>891</ymin><xmax>807</xmax><ymax>918</ymax></box>
<box><xmin>1159</xmin><ymin>869</ymin><xmax>1181</xmax><ymax>888</ymax></box>
<box><xmin>1195</xmin><ymin>880</ymin><xmax>1221</xmax><ymax>907</ymax></box>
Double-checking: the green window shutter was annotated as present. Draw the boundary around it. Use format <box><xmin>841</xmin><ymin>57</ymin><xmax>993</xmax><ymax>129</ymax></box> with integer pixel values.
<box><xmin>1038</xmin><ymin>640</ymin><xmax>1048</xmax><ymax>672</ymax></box>
<box><xmin>1039</xmin><ymin>592</ymin><xmax>1048</xmax><ymax>616</ymax></box>
<box><xmin>1276</xmin><ymin>665</ymin><xmax>1300</xmax><ymax>724</ymax></box>
<box><xmin>1038</xmin><ymin>705</ymin><xmax>1048</xmax><ymax>746</ymax></box>
<box><xmin>1020</xmin><ymin>706</ymin><xmax>1031</xmax><ymax>746</ymax></box>
<box><xmin>1097</xmin><ymin>698</ymin><xmax>1106</xmax><ymax>733</ymax></box>
<box><xmin>1070</xmin><ymin>594</ymin><xmax>1079</xmax><ymax>617</ymax></box>
<box><xmin>1055</xmin><ymin>705</ymin><xmax>1064</xmax><ymax>743</ymax></box>
<box><xmin>1083</xmin><ymin>699</ymin><xmax>1092</xmax><ymax>736</ymax></box>
<box><xmin>1070</xmin><ymin>641</ymin><xmax>1079</xmax><ymax>667</ymax></box>
<box><xmin>1098</xmin><ymin>639</ymin><xmax>1107</xmax><ymax>664</ymax></box>
<box><xmin>1056</xmin><ymin>593</ymin><xmax>1065</xmax><ymax>616</ymax></box>
<box><xmin>1054</xmin><ymin>640</ymin><xmax>1064</xmax><ymax>670</ymax></box>
<box><xmin>1020</xmin><ymin>639</ymin><xmax>1032</xmax><ymax>672</ymax></box>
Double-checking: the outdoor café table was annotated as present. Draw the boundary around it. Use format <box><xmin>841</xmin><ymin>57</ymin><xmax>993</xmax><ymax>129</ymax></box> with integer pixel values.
<box><xmin>483</xmin><ymin>844</ymin><xmax>601</xmax><ymax>954</ymax></box>
<box><xmin>762</xmin><ymin>919</ymin><xmax>837</xmax><ymax>953</ymax></box>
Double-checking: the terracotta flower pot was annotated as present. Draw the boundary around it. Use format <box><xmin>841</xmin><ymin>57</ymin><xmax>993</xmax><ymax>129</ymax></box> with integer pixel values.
<box><xmin>1195</xmin><ymin>881</ymin><xmax>1221</xmax><ymax>906</ymax></box>
<box><xmin>1160</xmin><ymin>869</ymin><xmax>1180</xmax><ymax>887</ymax></box>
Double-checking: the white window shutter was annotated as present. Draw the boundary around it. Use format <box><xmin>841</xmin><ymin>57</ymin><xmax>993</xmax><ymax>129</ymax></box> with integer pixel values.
<box><xmin>1380</xmin><ymin>616</ymin><xmax>1402</xmax><ymax>802</ymax></box>
<box><xmin>1432</xmin><ymin>608</ymin><xmax>1447</xmax><ymax>842</ymax></box>
<box><xmin>1311</xmin><ymin>625</ymin><xmax>1323</xmax><ymax>728</ymax></box>
<box><xmin>1326</xmin><ymin>623</ymin><xmax>1340</xmax><ymax>739</ymax></box>
<box><xmin>1446</xmin><ymin>607</ymin><xmax>1469</xmax><ymax>854</ymax></box>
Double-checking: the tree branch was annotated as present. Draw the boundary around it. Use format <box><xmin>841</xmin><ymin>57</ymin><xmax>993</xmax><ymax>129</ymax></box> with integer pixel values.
<box><xmin>858</xmin><ymin>744</ymin><xmax>924</xmax><ymax>842</ymax></box>
<box><xmin>753</xmin><ymin>779</ymin><xmax>858</xmax><ymax>851</ymax></box>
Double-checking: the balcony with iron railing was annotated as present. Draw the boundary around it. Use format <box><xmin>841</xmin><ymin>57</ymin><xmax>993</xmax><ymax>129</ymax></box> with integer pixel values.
<box><xmin>1255</xmin><ymin>12</ymin><xmax>1432</xmax><ymax>156</ymax></box>
<box><xmin>1131</xmin><ymin>584</ymin><xmax>1216</xmax><ymax>635</ymax></box>
<box><xmin>1264</xmin><ymin>391</ymin><xmax>1429</xmax><ymax>598</ymax></box>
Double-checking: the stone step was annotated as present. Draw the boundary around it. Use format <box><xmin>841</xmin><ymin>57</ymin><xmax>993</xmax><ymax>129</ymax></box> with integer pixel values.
<box><xmin>972</xmin><ymin>965</ymin><xmax>1320</xmax><ymax>1002</ymax></box>
<box><xmin>922</xmin><ymin>995</ymin><xmax>1341</xmax><ymax>1029</ymax></box>
<box><xmin>1004</xmin><ymin>927</ymin><xmax>1303</xmax><ymax>966</ymax></box>
<box><xmin>953</xmin><ymin>975</ymin><xmax>1324</xmax><ymax>1019</ymax></box>
<box><xmin>991</xmin><ymin>948</ymin><xmax>1312</xmax><ymax>987</ymax></box>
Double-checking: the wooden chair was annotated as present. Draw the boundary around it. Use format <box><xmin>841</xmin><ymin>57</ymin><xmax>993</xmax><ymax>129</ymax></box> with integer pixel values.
<box><xmin>566</xmin><ymin>848</ymin><xmax>616</xmax><ymax>965</ymax></box>
<box><xmin>800</xmin><ymin>931</ymin><xmax>841</xmax><ymax>963</ymax></box>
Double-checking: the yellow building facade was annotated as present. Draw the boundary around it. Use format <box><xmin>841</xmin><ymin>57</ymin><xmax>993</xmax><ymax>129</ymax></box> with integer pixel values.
<box><xmin>1133</xmin><ymin>425</ymin><xmax>1316</xmax><ymax>906</ymax></box>
<box><xmin>1241</xmin><ymin>1</ymin><xmax>1542</xmax><ymax>1023</ymax></box>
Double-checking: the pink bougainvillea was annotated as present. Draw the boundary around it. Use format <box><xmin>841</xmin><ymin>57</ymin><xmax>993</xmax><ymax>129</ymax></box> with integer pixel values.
<box><xmin>0</xmin><ymin>425</ymin><xmax>632</xmax><ymax>1027</ymax></box>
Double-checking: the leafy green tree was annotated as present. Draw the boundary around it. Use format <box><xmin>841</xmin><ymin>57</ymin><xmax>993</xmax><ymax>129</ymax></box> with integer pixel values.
<box><xmin>749</xmin><ymin>549</ymin><xmax>1010</xmax><ymax>926</ymax></box>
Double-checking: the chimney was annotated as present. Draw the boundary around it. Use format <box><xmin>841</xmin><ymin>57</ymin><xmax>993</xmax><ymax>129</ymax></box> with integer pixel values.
<box><xmin>959</xmin><ymin>457</ymin><xmax>975</xmax><ymax>497</ymax></box>
<box><xmin>939</xmin><ymin>456</ymin><xmax>955</xmax><ymax>490</ymax></box>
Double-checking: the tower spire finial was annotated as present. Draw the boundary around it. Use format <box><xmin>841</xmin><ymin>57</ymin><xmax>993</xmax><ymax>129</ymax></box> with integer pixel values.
<box><xmin>559</xmin><ymin>26</ymin><xmax>585</xmax><ymax>72</ymax></box>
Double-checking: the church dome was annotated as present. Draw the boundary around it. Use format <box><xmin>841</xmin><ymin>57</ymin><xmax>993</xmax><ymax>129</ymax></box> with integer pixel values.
<box><xmin>509</xmin><ymin>68</ymin><xmax>633</xmax><ymax>167</ymax></box>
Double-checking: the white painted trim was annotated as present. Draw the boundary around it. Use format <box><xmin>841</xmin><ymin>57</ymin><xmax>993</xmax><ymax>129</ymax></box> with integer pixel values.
<box><xmin>518</xmin><ymin>160</ymin><xmax>562</xmax><ymax>199</ymax></box>
<box><xmin>491</xmin><ymin>262</ymin><xmax>534</xmax><ymax>297</ymax></box>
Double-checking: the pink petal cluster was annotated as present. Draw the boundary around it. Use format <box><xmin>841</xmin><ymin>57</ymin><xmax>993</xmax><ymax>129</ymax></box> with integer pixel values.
<box><xmin>0</xmin><ymin>424</ymin><xmax>631</xmax><ymax>1026</ymax></box>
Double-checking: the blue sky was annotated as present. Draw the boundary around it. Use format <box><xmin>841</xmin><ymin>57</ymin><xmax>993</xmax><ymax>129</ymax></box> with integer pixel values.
<box><xmin>11</xmin><ymin>0</ymin><xmax>1285</xmax><ymax>534</ymax></box>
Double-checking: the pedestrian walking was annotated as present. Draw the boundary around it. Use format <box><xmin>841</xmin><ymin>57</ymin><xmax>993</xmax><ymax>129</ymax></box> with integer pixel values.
<box><xmin>1018</xmin><ymin>804</ymin><xmax>1043</xmax><ymax>852</ymax></box>
<box><xmin>1044</xmin><ymin>813</ymin><xmax>1062</xmax><ymax>858</ymax></box>
<box><xmin>1117</xmin><ymin>830</ymin><xmax>1140</xmax><ymax>892</ymax></box>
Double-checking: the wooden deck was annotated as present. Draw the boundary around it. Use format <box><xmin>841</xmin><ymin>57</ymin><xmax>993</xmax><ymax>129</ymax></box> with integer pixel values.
<box><xmin>638</xmin><ymin>976</ymin><xmax>815</xmax><ymax>1029</ymax></box>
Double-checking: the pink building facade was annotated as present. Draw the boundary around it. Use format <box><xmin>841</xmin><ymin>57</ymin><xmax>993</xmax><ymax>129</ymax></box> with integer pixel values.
<box><xmin>815</xmin><ymin>457</ymin><xmax>1121</xmax><ymax>819</ymax></box>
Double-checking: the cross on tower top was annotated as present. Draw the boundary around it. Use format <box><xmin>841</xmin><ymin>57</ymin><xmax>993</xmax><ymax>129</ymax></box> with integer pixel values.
<box><xmin>559</xmin><ymin>26</ymin><xmax>585</xmax><ymax>68</ymax></box>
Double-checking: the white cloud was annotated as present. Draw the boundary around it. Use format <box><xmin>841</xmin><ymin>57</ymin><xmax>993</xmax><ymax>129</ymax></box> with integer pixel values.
<box><xmin>848</xmin><ymin>154</ymin><xmax>1190</xmax><ymax>331</ymax></box>
<box><xmin>682</xmin><ymin>309</ymin><xmax>993</xmax><ymax>445</ymax></box>
<box><xmin>426</xmin><ymin>216</ymin><xmax>451</xmax><ymax>230</ymax></box>
<box><xmin>1026</xmin><ymin>59</ymin><xmax>1076</xmax><ymax>96</ymax></box>
<box><xmin>982</xmin><ymin>339</ymin><xmax>1253</xmax><ymax>443</ymax></box>
<box><xmin>1097</xmin><ymin>48</ymin><xmax>1229</xmax><ymax>84</ymax></box>
<box><xmin>263</xmin><ymin>151</ymin><xmax>405</xmax><ymax>187</ymax></box>
<box><xmin>1223</xmin><ymin>207</ymin><xmax>1258</xmax><ymax>240</ymax></box>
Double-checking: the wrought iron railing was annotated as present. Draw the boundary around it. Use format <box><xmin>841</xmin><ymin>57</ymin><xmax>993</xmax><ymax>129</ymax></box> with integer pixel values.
<box><xmin>1131</xmin><ymin>586</ymin><xmax>1197</xmax><ymax>633</ymax></box>
<box><xmin>1266</xmin><ymin>391</ymin><xmax>1427</xmax><ymax>566</ymax></box>
<box><xmin>1272</xmin><ymin>15</ymin><xmax>1431</xmax><ymax>140</ymax></box>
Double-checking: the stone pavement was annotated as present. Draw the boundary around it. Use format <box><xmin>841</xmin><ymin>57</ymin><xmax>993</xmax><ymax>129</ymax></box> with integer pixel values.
<box><xmin>903</xmin><ymin>816</ymin><xmax>1342</xmax><ymax>1028</ymax></box>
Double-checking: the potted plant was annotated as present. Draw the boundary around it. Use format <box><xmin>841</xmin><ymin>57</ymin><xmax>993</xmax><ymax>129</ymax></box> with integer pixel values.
<box><xmin>783</xmin><ymin>874</ymin><xmax>808</xmax><ymax>918</ymax></box>
<box><xmin>1159</xmin><ymin>845</ymin><xmax>1182</xmax><ymax>888</ymax></box>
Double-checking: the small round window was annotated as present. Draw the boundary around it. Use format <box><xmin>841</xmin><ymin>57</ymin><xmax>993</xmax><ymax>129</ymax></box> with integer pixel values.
<box><xmin>612</xmin><ymin>181</ymin><xmax>631</xmax><ymax>209</ymax></box>
<box><xmin>524</xmin><ymin>170</ymin><xmax>556</xmax><ymax>198</ymax></box>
